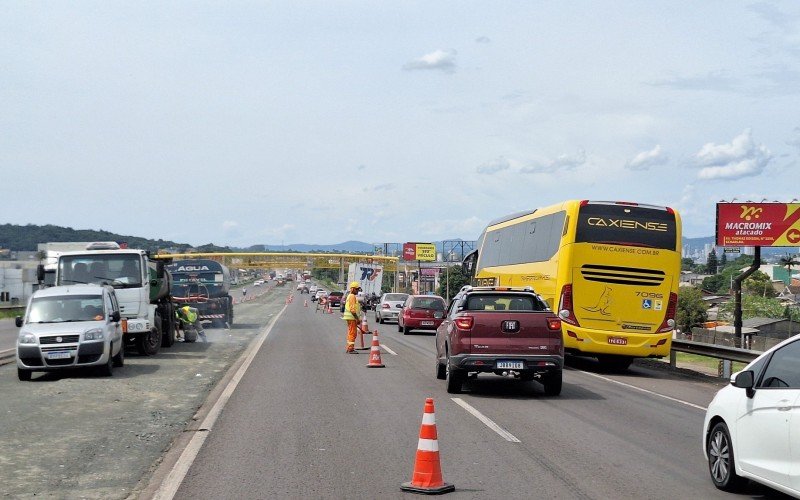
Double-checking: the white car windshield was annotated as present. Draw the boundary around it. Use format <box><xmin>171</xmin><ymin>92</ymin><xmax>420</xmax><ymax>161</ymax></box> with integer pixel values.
<box><xmin>27</xmin><ymin>295</ymin><xmax>105</xmax><ymax>323</ymax></box>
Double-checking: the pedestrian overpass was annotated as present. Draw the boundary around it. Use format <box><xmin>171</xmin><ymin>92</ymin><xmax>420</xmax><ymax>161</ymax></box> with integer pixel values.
<box><xmin>152</xmin><ymin>252</ymin><xmax>399</xmax><ymax>272</ymax></box>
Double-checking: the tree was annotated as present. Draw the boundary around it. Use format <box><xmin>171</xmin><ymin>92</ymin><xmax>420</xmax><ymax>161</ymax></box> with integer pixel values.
<box><xmin>719</xmin><ymin>251</ymin><xmax>727</xmax><ymax>268</ymax></box>
<box><xmin>681</xmin><ymin>258</ymin><xmax>695</xmax><ymax>272</ymax></box>
<box><xmin>779</xmin><ymin>253</ymin><xmax>799</xmax><ymax>278</ymax></box>
<box><xmin>676</xmin><ymin>287</ymin><xmax>708</xmax><ymax>333</ymax></box>
<box><xmin>705</xmin><ymin>250</ymin><xmax>719</xmax><ymax>274</ymax></box>
<box><xmin>720</xmin><ymin>294</ymin><xmax>785</xmax><ymax>320</ymax></box>
<box><xmin>436</xmin><ymin>265</ymin><xmax>470</xmax><ymax>300</ymax></box>
<box><xmin>701</xmin><ymin>274</ymin><xmax>725</xmax><ymax>292</ymax></box>
<box><xmin>743</xmin><ymin>270</ymin><xmax>777</xmax><ymax>298</ymax></box>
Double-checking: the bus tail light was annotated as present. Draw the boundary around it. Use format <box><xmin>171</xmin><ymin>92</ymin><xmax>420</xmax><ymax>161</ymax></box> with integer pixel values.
<box><xmin>454</xmin><ymin>316</ymin><xmax>474</xmax><ymax>331</ymax></box>
<box><xmin>558</xmin><ymin>284</ymin><xmax>580</xmax><ymax>326</ymax></box>
<box><xmin>657</xmin><ymin>292</ymin><xmax>678</xmax><ymax>333</ymax></box>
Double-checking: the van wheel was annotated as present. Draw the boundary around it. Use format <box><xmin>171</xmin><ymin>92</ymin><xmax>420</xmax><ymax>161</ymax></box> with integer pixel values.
<box><xmin>17</xmin><ymin>368</ymin><xmax>32</xmax><ymax>381</ymax></box>
<box><xmin>112</xmin><ymin>342</ymin><xmax>125</xmax><ymax>367</ymax></box>
<box><xmin>99</xmin><ymin>347</ymin><xmax>114</xmax><ymax>376</ymax></box>
<box><xmin>542</xmin><ymin>370</ymin><xmax>562</xmax><ymax>396</ymax></box>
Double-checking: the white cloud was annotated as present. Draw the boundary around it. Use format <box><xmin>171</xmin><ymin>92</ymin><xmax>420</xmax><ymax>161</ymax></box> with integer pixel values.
<box><xmin>693</xmin><ymin>129</ymin><xmax>773</xmax><ymax>180</ymax></box>
<box><xmin>626</xmin><ymin>145</ymin><xmax>669</xmax><ymax>170</ymax></box>
<box><xmin>403</xmin><ymin>49</ymin><xmax>457</xmax><ymax>73</ymax></box>
<box><xmin>364</xmin><ymin>183</ymin><xmax>395</xmax><ymax>192</ymax></box>
<box><xmin>521</xmin><ymin>150</ymin><xmax>587</xmax><ymax>173</ymax></box>
<box><xmin>476</xmin><ymin>157</ymin><xmax>511</xmax><ymax>174</ymax></box>
<box><xmin>787</xmin><ymin>126</ymin><xmax>800</xmax><ymax>152</ymax></box>
<box><xmin>475</xmin><ymin>36</ymin><xmax>491</xmax><ymax>44</ymax></box>
<box><xmin>419</xmin><ymin>216</ymin><xmax>485</xmax><ymax>238</ymax></box>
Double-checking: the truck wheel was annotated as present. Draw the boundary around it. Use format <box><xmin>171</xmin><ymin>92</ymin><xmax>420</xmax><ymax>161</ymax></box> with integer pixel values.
<box><xmin>542</xmin><ymin>370</ymin><xmax>563</xmax><ymax>396</ymax></box>
<box><xmin>112</xmin><ymin>341</ymin><xmax>125</xmax><ymax>367</ymax></box>
<box><xmin>17</xmin><ymin>368</ymin><xmax>32</xmax><ymax>381</ymax></box>
<box><xmin>136</xmin><ymin>327</ymin><xmax>162</xmax><ymax>356</ymax></box>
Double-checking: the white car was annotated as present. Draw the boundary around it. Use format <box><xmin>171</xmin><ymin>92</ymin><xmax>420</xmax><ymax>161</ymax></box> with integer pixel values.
<box><xmin>254</xmin><ymin>280</ymin><xmax>264</xmax><ymax>286</ymax></box>
<box><xmin>702</xmin><ymin>335</ymin><xmax>800</xmax><ymax>496</ymax></box>
<box><xmin>16</xmin><ymin>284</ymin><xmax>124</xmax><ymax>380</ymax></box>
<box><xmin>375</xmin><ymin>293</ymin><xmax>409</xmax><ymax>324</ymax></box>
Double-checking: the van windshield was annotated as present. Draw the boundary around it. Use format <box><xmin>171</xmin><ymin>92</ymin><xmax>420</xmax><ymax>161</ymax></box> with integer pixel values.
<box><xmin>27</xmin><ymin>295</ymin><xmax>105</xmax><ymax>323</ymax></box>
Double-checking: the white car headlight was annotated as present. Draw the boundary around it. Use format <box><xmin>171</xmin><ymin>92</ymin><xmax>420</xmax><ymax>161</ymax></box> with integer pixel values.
<box><xmin>18</xmin><ymin>333</ymin><xmax>37</xmax><ymax>344</ymax></box>
<box><xmin>84</xmin><ymin>328</ymin><xmax>104</xmax><ymax>341</ymax></box>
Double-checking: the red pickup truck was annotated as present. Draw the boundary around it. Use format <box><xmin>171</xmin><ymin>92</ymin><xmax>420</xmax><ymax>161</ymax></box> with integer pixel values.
<box><xmin>435</xmin><ymin>286</ymin><xmax>563</xmax><ymax>395</ymax></box>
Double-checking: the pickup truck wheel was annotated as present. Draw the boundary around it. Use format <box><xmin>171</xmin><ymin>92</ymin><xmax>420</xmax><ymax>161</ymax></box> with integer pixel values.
<box><xmin>541</xmin><ymin>370</ymin><xmax>562</xmax><ymax>396</ymax></box>
<box><xmin>445</xmin><ymin>355</ymin><xmax>464</xmax><ymax>394</ymax></box>
<box><xmin>17</xmin><ymin>368</ymin><xmax>32</xmax><ymax>381</ymax></box>
<box><xmin>136</xmin><ymin>327</ymin><xmax>162</xmax><ymax>356</ymax></box>
<box><xmin>112</xmin><ymin>341</ymin><xmax>125</xmax><ymax>367</ymax></box>
<box><xmin>436</xmin><ymin>357</ymin><xmax>446</xmax><ymax>380</ymax></box>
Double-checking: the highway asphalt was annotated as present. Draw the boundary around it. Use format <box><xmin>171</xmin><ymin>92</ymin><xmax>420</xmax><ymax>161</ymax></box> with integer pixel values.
<box><xmin>167</xmin><ymin>293</ymin><xmax>784</xmax><ymax>499</ymax></box>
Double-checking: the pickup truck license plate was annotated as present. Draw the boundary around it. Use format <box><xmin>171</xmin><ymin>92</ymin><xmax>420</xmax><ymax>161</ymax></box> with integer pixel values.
<box><xmin>608</xmin><ymin>337</ymin><xmax>628</xmax><ymax>345</ymax></box>
<box><xmin>421</xmin><ymin>321</ymin><xmax>435</xmax><ymax>326</ymax></box>
<box><xmin>497</xmin><ymin>360</ymin><xmax>524</xmax><ymax>370</ymax></box>
<box><xmin>47</xmin><ymin>351</ymin><xmax>72</xmax><ymax>360</ymax></box>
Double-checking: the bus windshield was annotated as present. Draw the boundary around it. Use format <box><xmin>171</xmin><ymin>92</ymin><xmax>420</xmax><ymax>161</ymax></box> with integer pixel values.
<box><xmin>575</xmin><ymin>203</ymin><xmax>677</xmax><ymax>251</ymax></box>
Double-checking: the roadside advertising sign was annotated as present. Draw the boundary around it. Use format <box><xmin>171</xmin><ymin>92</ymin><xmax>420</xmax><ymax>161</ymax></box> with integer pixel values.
<box><xmin>716</xmin><ymin>203</ymin><xmax>800</xmax><ymax>247</ymax></box>
<box><xmin>402</xmin><ymin>243</ymin><xmax>416</xmax><ymax>261</ymax></box>
<box><xmin>402</xmin><ymin>242</ymin><xmax>437</xmax><ymax>261</ymax></box>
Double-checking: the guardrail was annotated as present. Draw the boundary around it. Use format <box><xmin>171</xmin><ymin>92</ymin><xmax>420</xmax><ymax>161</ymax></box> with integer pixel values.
<box><xmin>670</xmin><ymin>339</ymin><xmax>761</xmax><ymax>378</ymax></box>
<box><xmin>0</xmin><ymin>348</ymin><xmax>15</xmax><ymax>366</ymax></box>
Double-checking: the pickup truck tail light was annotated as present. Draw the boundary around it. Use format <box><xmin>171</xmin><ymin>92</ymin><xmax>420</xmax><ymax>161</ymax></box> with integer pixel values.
<box><xmin>558</xmin><ymin>284</ymin><xmax>580</xmax><ymax>326</ymax></box>
<box><xmin>546</xmin><ymin>318</ymin><xmax>562</xmax><ymax>331</ymax></box>
<box><xmin>454</xmin><ymin>316</ymin><xmax>474</xmax><ymax>331</ymax></box>
<box><xmin>657</xmin><ymin>292</ymin><xmax>678</xmax><ymax>333</ymax></box>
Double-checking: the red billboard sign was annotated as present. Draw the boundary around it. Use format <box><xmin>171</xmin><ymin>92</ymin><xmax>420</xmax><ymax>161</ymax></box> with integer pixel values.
<box><xmin>716</xmin><ymin>203</ymin><xmax>800</xmax><ymax>247</ymax></box>
<box><xmin>402</xmin><ymin>243</ymin><xmax>417</xmax><ymax>260</ymax></box>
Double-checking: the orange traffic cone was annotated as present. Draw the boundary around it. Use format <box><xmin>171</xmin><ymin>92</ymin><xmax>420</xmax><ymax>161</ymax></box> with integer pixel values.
<box><xmin>366</xmin><ymin>329</ymin><xmax>385</xmax><ymax>368</ymax></box>
<box><xmin>401</xmin><ymin>398</ymin><xmax>454</xmax><ymax>494</ymax></box>
<box><xmin>357</xmin><ymin>317</ymin><xmax>370</xmax><ymax>350</ymax></box>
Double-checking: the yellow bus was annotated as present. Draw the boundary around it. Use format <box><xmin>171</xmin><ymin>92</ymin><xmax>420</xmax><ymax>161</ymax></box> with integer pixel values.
<box><xmin>464</xmin><ymin>200</ymin><xmax>681</xmax><ymax>370</ymax></box>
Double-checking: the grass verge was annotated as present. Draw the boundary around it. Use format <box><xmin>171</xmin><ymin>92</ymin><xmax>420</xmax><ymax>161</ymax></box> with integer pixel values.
<box><xmin>674</xmin><ymin>352</ymin><xmax>747</xmax><ymax>374</ymax></box>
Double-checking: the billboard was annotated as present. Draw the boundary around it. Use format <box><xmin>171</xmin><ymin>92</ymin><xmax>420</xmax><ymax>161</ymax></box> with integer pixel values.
<box><xmin>403</xmin><ymin>242</ymin><xmax>437</xmax><ymax>261</ymax></box>
<box><xmin>716</xmin><ymin>203</ymin><xmax>800</xmax><ymax>247</ymax></box>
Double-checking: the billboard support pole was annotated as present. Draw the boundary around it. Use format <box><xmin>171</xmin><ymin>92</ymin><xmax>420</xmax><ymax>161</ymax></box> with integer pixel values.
<box><xmin>734</xmin><ymin>246</ymin><xmax>761</xmax><ymax>348</ymax></box>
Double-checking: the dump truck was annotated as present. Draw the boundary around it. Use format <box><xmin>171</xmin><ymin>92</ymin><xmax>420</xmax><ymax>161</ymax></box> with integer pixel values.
<box><xmin>48</xmin><ymin>242</ymin><xmax>176</xmax><ymax>355</ymax></box>
<box><xmin>166</xmin><ymin>259</ymin><xmax>234</xmax><ymax>327</ymax></box>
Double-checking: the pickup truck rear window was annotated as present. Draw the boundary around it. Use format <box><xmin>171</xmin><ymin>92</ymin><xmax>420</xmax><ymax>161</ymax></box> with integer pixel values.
<box><xmin>464</xmin><ymin>294</ymin><xmax>545</xmax><ymax>312</ymax></box>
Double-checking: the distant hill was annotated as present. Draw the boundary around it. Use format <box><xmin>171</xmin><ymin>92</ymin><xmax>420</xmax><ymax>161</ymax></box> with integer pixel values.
<box><xmin>0</xmin><ymin>223</ymin><xmax>229</xmax><ymax>253</ymax></box>
<box><xmin>261</xmin><ymin>240</ymin><xmax>376</xmax><ymax>253</ymax></box>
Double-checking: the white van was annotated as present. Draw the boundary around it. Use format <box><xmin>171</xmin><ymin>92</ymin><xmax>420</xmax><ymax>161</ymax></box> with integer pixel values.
<box><xmin>16</xmin><ymin>284</ymin><xmax>124</xmax><ymax>380</ymax></box>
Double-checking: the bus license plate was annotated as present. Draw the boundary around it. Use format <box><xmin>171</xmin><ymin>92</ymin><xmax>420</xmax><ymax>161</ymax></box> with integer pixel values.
<box><xmin>497</xmin><ymin>361</ymin><xmax>524</xmax><ymax>370</ymax></box>
<box><xmin>47</xmin><ymin>351</ymin><xmax>72</xmax><ymax>360</ymax></box>
<box><xmin>421</xmin><ymin>321</ymin><xmax>434</xmax><ymax>326</ymax></box>
<box><xmin>608</xmin><ymin>337</ymin><xmax>628</xmax><ymax>345</ymax></box>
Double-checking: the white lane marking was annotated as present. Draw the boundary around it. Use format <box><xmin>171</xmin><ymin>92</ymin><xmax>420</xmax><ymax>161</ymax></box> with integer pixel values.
<box><xmin>152</xmin><ymin>304</ymin><xmax>288</xmax><ymax>500</ymax></box>
<box><xmin>451</xmin><ymin>398</ymin><xmax>521</xmax><ymax>443</ymax></box>
<box><xmin>380</xmin><ymin>343</ymin><xmax>398</xmax><ymax>356</ymax></box>
<box><xmin>577</xmin><ymin>370</ymin><xmax>708</xmax><ymax>411</ymax></box>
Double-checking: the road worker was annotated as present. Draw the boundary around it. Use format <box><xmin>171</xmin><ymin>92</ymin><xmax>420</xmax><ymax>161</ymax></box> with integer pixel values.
<box><xmin>177</xmin><ymin>305</ymin><xmax>207</xmax><ymax>343</ymax></box>
<box><xmin>341</xmin><ymin>281</ymin><xmax>362</xmax><ymax>353</ymax></box>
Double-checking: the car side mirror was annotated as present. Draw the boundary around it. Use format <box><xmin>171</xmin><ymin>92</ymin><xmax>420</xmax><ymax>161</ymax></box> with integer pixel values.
<box><xmin>111</xmin><ymin>311</ymin><xmax>121</xmax><ymax>322</ymax></box>
<box><xmin>15</xmin><ymin>316</ymin><xmax>23</xmax><ymax>328</ymax></box>
<box><xmin>733</xmin><ymin>370</ymin><xmax>755</xmax><ymax>398</ymax></box>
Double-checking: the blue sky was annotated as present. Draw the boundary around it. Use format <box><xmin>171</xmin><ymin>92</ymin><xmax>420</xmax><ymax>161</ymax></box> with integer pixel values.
<box><xmin>2</xmin><ymin>1</ymin><xmax>799</xmax><ymax>247</ymax></box>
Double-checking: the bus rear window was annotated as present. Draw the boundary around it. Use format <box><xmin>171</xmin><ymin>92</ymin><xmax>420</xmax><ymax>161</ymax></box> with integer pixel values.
<box><xmin>575</xmin><ymin>204</ymin><xmax>677</xmax><ymax>250</ymax></box>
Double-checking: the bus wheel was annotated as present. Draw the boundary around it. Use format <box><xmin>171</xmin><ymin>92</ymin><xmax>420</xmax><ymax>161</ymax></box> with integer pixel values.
<box><xmin>599</xmin><ymin>355</ymin><xmax>633</xmax><ymax>372</ymax></box>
